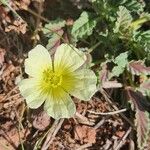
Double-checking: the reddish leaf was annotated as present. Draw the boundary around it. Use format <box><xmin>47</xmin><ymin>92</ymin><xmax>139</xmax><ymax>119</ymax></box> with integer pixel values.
<box><xmin>126</xmin><ymin>88</ymin><xmax>150</xmax><ymax>149</ymax></box>
<box><xmin>46</xmin><ymin>29</ymin><xmax>64</xmax><ymax>53</ymax></box>
<box><xmin>128</xmin><ymin>60</ymin><xmax>150</xmax><ymax>75</ymax></box>
<box><xmin>140</xmin><ymin>80</ymin><xmax>150</xmax><ymax>90</ymax></box>
<box><xmin>99</xmin><ymin>63</ymin><xmax>122</xmax><ymax>88</ymax></box>
<box><xmin>42</xmin><ymin>19</ymin><xmax>65</xmax><ymax>52</ymax></box>
<box><xmin>99</xmin><ymin>63</ymin><xmax>109</xmax><ymax>83</ymax></box>
<box><xmin>139</xmin><ymin>79</ymin><xmax>150</xmax><ymax>97</ymax></box>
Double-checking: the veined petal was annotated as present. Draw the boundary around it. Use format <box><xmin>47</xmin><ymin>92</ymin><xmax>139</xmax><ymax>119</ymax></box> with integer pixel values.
<box><xmin>25</xmin><ymin>45</ymin><xmax>52</xmax><ymax>77</ymax></box>
<box><xmin>54</xmin><ymin>44</ymin><xmax>86</xmax><ymax>72</ymax></box>
<box><xmin>59</xmin><ymin>67</ymin><xmax>77</xmax><ymax>93</ymax></box>
<box><xmin>70</xmin><ymin>69</ymin><xmax>97</xmax><ymax>101</ymax></box>
<box><xmin>18</xmin><ymin>78</ymin><xmax>38</xmax><ymax>97</ymax></box>
<box><xmin>18</xmin><ymin>78</ymin><xmax>45</xmax><ymax>108</ymax></box>
<box><xmin>44</xmin><ymin>87</ymin><xmax>76</xmax><ymax>119</ymax></box>
<box><xmin>25</xmin><ymin>91</ymin><xmax>46</xmax><ymax>109</ymax></box>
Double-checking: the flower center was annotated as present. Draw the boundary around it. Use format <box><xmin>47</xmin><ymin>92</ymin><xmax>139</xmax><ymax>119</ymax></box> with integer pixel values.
<box><xmin>43</xmin><ymin>68</ymin><xmax>62</xmax><ymax>88</ymax></box>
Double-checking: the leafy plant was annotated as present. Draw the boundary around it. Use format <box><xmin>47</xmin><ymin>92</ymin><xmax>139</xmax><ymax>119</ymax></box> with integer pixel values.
<box><xmin>41</xmin><ymin>0</ymin><xmax>150</xmax><ymax>149</ymax></box>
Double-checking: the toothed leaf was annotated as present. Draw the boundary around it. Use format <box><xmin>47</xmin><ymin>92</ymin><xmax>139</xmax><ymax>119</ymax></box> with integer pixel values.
<box><xmin>128</xmin><ymin>61</ymin><xmax>150</xmax><ymax>75</ymax></box>
<box><xmin>114</xmin><ymin>6</ymin><xmax>132</xmax><ymax>33</ymax></box>
<box><xmin>71</xmin><ymin>11</ymin><xmax>97</xmax><ymax>40</ymax></box>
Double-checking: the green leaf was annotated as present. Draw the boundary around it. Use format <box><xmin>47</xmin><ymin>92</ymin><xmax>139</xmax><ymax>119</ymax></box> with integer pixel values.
<box><xmin>71</xmin><ymin>11</ymin><xmax>98</xmax><ymax>40</ymax></box>
<box><xmin>120</xmin><ymin>0</ymin><xmax>145</xmax><ymax>13</ymax></box>
<box><xmin>133</xmin><ymin>30</ymin><xmax>150</xmax><ymax>52</ymax></box>
<box><xmin>42</xmin><ymin>19</ymin><xmax>65</xmax><ymax>37</ymax></box>
<box><xmin>130</xmin><ymin>13</ymin><xmax>150</xmax><ymax>31</ymax></box>
<box><xmin>0</xmin><ymin>0</ymin><xmax>8</xmax><ymax>5</ymax></box>
<box><xmin>110</xmin><ymin>52</ymin><xmax>128</xmax><ymax>78</ymax></box>
<box><xmin>114</xmin><ymin>6</ymin><xmax>132</xmax><ymax>33</ymax></box>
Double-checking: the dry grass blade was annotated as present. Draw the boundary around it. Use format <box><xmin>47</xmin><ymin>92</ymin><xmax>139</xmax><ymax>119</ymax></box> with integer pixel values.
<box><xmin>100</xmin><ymin>88</ymin><xmax>135</xmax><ymax>128</ymax></box>
<box><xmin>114</xmin><ymin>127</ymin><xmax>132</xmax><ymax>150</ymax></box>
<box><xmin>76</xmin><ymin>143</ymin><xmax>92</xmax><ymax>150</ymax></box>
<box><xmin>88</xmin><ymin>108</ymin><xmax>127</xmax><ymax>115</ymax></box>
<box><xmin>41</xmin><ymin>119</ymin><xmax>64</xmax><ymax>150</ymax></box>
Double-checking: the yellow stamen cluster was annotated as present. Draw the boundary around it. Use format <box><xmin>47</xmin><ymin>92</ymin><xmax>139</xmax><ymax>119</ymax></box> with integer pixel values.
<box><xmin>42</xmin><ymin>68</ymin><xmax>62</xmax><ymax>88</ymax></box>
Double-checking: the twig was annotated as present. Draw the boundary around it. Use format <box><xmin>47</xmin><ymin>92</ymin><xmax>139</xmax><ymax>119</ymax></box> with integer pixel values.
<box><xmin>88</xmin><ymin>108</ymin><xmax>127</xmax><ymax>115</ymax></box>
<box><xmin>2</xmin><ymin>86</ymin><xmax>18</xmax><ymax>101</ymax></box>
<box><xmin>76</xmin><ymin>143</ymin><xmax>92</xmax><ymax>150</ymax></box>
<box><xmin>32</xmin><ymin>1</ymin><xmax>43</xmax><ymax>46</ymax></box>
<box><xmin>94</xmin><ymin>116</ymin><xmax>109</xmax><ymax>129</ymax></box>
<box><xmin>5</xmin><ymin>93</ymin><xmax>21</xmax><ymax>101</ymax></box>
<box><xmin>33</xmin><ymin>120</ymin><xmax>59</xmax><ymax>150</ymax></box>
<box><xmin>27</xmin><ymin>8</ymin><xmax>49</xmax><ymax>23</ymax></box>
<box><xmin>100</xmin><ymin>88</ymin><xmax>135</xmax><ymax>128</ymax></box>
<box><xmin>12</xmin><ymin>107</ymin><xmax>25</xmax><ymax>150</ymax></box>
<box><xmin>41</xmin><ymin>119</ymin><xmax>64</xmax><ymax>150</ymax></box>
<box><xmin>75</xmin><ymin>112</ymin><xmax>94</xmax><ymax>126</ymax></box>
<box><xmin>114</xmin><ymin>127</ymin><xmax>132</xmax><ymax>150</ymax></box>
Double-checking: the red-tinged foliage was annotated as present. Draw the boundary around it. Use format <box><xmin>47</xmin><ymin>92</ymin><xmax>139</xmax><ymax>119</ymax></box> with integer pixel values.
<box><xmin>128</xmin><ymin>61</ymin><xmax>150</xmax><ymax>75</ymax></box>
<box><xmin>126</xmin><ymin>88</ymin><xmax>150</xmax><ymax>149</ymax></box>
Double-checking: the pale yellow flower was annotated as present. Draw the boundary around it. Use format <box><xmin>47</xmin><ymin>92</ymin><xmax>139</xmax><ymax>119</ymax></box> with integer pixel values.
<box><xmin>19</xmin><ymin>44</ymin><xmax>97</xmax><ymax>119</ymax></box>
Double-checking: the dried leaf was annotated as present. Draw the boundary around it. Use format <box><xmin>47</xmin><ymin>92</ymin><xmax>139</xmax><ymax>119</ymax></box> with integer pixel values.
<box><xmin>128</xmin><ymin>60</ymin><xmax>150</xmax><ymax>75</ymax></box>
<box><xmin>126</xmin><ymin>88</ymin><xmax>150</xmax><ymax>149</ymax></box>
<box><xmin>32</xmin><ymin>110</ymin><xmax>51</xmax><ymax>131</ymax></box>
<box><xmin>0</xmin><ymin>48</ymin><xmax>5</xmax><ymax>66</ymax></box>
<box><xmin>0</xmin><ymin>121</ymin><xmax>29</xmax><ymax>150</ymax></box>
<box><xmin>74</xmin><ymin>125</ymin><xmax>96</xmax><ymax>144</ymax></box>
<box><xmin>5</xmin><ymin>18</ymin><xmax>27</xmax><ymax>34</ymax></box>
<box><xmin>99</xmin><ymin>63</ymin><xmax>109</xmax><ymax>83</ymax></box>
<box><xmin>15</xmin><ymin>0</ymin><xmax>30</xmax><ymax>10</ymax></box>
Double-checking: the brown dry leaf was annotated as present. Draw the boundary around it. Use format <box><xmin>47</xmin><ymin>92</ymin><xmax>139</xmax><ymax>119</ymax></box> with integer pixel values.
<box><xmin>74</xmin><ymin>125</ymin><xmax>96</xmax><ymax>144</ymax></box>
<box><xmin>5</xmin><ymin>18</ymin><xmax>27</xmax><ymax>34</ymax></box>
<box><xmin>66</xmin><ymin>18</ymin><xmax>74</xmax><ymax>26</ymax></box>
<box><xmin>32</xmin><ymin>110</ymin><xmax>51</xmax><ymax>131</ymax></box>
<box><xmin>99</xmin><ymin>63</ymin><xmax>109</xmax><ymax>83</ymax></box>
<box><xmin>2</xmin><ymin>64</ymin><xmax>15</xmax><ymax>79</ymax></box>
<box><xmin>0</xmin><ymin>121</ymin><xmax>29</xmax><ymax>150</ymax></box>
<box><xmin>0</xmin><ymin>6</ymin><xmax>11</xmax><ymax>24</ymax></box>
<box><xmin>15</xmin><ymin>0</ymin><xmax>31</xmax><ymax>10</ymax></box>
<box><xmin>115</xmin><ymin>130</ymin><xmax>125</xmax><ymax>138</ymax></box>
<box><xmin>0</xmin><ymin>48</ymin><xmax>5</xmax><ymax>66</ymax></box>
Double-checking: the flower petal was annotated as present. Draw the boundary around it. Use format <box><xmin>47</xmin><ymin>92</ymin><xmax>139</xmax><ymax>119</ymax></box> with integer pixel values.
<box><xmin>18</xmin><ymin>79</ymin><xmax>45</xmax><ymax>108</ymax></box>
<box><xmin>54</xmin><ymin>44</ymin><xmax>86</xmax><ymax>72</ymax></box>
<box><xmin>44</xmin><ymin>87</ymin><xmax>76</xmax><ymax>119</ymax></box>
<box><xmin>70</xmin><ymin>69</ymin><xmax>97</xmax><ymax>101</ymax></box>
<box><xmin>25</xmin><ymin>45</ymin><xmax>52</xmax><ymax>77</ymax></box>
